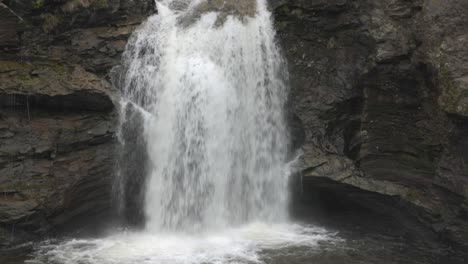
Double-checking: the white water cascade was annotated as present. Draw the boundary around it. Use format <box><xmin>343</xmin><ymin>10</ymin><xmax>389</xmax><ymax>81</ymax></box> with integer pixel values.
<box><xmin>120</xmin><ymin>0</ymin><xmax>290</xmax><ymax>232</ymax></box>
<box><xmin>29</xmin><ymin>1</ymin><xmax>338</xmax><ymax>263</ymax></box>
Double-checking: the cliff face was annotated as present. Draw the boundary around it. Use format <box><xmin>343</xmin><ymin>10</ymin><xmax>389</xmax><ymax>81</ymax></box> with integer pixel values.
<box><xmin>272</xmin><ymin>0</ymin><xmax>468</xmax><ymax>247</ymax></box>
<box><xmin>0</xmin><ymin>0</ymin><xmax>154</xmax><ymax>246</ymax></box>
<box><xmin>1</xmin><ymin>0</ymin><xmax>467</xmax><ymax>248</ymax></box>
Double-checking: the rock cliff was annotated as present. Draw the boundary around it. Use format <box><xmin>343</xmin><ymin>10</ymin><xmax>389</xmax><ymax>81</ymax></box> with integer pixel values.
<box><xmin>0</xmin><ymin>0</ymin><xmax>154</xmax><ymax>246</ymax></box>
<box><xmin>1</xmin><ymin>0</ymin><xmax>467</xmax><ymax>249</ymax></box>
<box><xmin>272</xmin><ymin>0</ymin><xmax>468</xmax><ymax>247</ymax></box>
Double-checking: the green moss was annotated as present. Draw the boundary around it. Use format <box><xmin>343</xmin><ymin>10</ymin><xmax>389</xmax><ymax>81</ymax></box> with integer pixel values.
<box><xmin>62</xmin><ymin>0</ymin><xmax>80</xmax><ymax>13</ymax></box>
<box><xmin>91</xmin><ymin>0</ymin><xmax>108</xmax><ymax>9</ymax></box>
<box><xmin>14</xmin><ymin>73</ymin><xmax>40</xmax><ymax>88</ymax></box>
<box><xmin>437</xmin><ymin>66</ymin><xmax>468</xmax><ymax>115</ymax></box>
<box><xmin>0</xmin><ymin>61</ymin><xmax>70</xmax><ymax>91</ymax></box>
<box><xmin>31</xmin><ymin>0</ymin><xmax>44</xmax><ymax>9</ymax></box>
<box><xmin>0</xmin><ymin>61</ymin><xmax>30</xmax><ymax>72</ymax></box>
<box><xmin>327</xmin><ymin>38</ymin><xmax>337</xmax><ymax>49</ymax></box>
<box><xmin>17</xmin><ymin>72</ymin><xmax>32</xmax><ymax>81</ymax></box>
<box><xmin>291</xmin><ymin>8</ymin><xmax>303</xmax><ymax>18</ymax></box>
<box><xmin>404</xmin><ymin>189</ymin><xmax>425</xmax><ymax>203</ymax></box>
<box><xmin>275</xmin><ymin>21</ymin><xmax>290</xmax><ymax>31</ymax></box>
<box><xmin>40</xmin><ymin>13</ymin><xmax>62</xmax><ymax>33</ymax></box>
<box><xmin>62</xmin><ymin>0</ymin><xmax>108</xmax><ymax>12</ymax></box>
<box><xmin>0</xmin><ymin>179</ymin><xmax>53</xmax><ymax>195</ymax></box>
<box><xmin>43</xmin><ymin>62</ymin><xmax>69</xmax><ymax>75</ymax></box>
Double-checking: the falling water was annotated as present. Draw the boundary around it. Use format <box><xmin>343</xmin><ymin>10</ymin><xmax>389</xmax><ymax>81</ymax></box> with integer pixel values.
<box><xmin>119</xmin><ymin>0</ymin><xmax>290</xmax><ymax>232</ymax></box>
<box><xmin>28</xmin><ymin>1</ymin><xmax>339</xmax><ymax>263</ymax></box>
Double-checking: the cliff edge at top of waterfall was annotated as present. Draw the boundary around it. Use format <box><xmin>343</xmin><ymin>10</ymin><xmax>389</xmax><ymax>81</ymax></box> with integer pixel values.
<box><xmin>176</xmin><ymin>0</ymin><xmax>257</xmax><ymax>27</ymax></box>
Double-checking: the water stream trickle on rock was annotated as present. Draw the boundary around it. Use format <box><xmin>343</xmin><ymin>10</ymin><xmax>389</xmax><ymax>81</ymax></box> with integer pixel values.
<box><xmin>27</xmin><ymin>1</ymin><xmax>339</xmax><ymax>263</ymax></box>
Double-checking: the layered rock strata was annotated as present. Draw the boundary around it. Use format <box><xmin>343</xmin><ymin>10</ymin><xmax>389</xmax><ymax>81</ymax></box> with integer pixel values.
<box><xmin>272</xmin><ymin>0</ymin><xmax>468</xmax><ymax>247</ymax></box>
<box><xmin>0</xmin><ymin>0</ymin><xmax>154</xmax><ymax>246</ymax></box>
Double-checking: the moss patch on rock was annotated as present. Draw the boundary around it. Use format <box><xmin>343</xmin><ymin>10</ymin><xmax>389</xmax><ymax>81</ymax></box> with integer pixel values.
<box><xmin>31</xmin><ymin>0</ymin><xmax>44</xmax><ymax>10</ymax></box>
<box><xmin>464</xmin><ymin>186</ymin><xmax>468</xmax><ymax>201</ymax></box>
<box><xmin>91</xmin><ymin>0</ymin><xmax>108</xmax><ymax>9</ymax></box>
<box><xmin>40</xmin><ymin>13</ymin><xmax>62</xmax><ymax>32</ymax></box>
<box><xmin>62</xmin><ymin>0</ymin><xmax>108</xmax><ymax>13</ymax></box>
<box><xmin>437</xmin><ymin>66</ymin><xmax>468</xmax><ymax>116</ymax></box>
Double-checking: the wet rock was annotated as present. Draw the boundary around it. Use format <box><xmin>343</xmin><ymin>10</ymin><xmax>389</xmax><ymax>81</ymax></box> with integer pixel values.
<box><xmin>411</xmin><ymin>0</ymin><xmax>468</xmax><ymax>118</ymax></box>
<box><xmin>274</xmin><ymin>0</ymin><xmax>468</xmax><ymax>247</ymax></box>
<box><xmin>0</xmin><ymin>3</ymin><xmax>25</xmax><ymax>51</ymax></box>
<box><xmin>1</xmin><ymin>0</ymin><xmax>467</xmax><ymax>251</ymax></box>
<box><xmin>0</xmin><ymin>0</ymin><xmax>154</xmax><ymax>247</ymax></box>
<box><xmin>0</xmin><ymin>61</ymin><xmax>114</xmax><ymax>111</ymax></box>
<box><xmin>0</xmin><ymin>109</ymin><xmax>116</xmax><ymax>244</ymax></box>
<box><xmin>178</xmin><ymin>0</ymin><xmax>257</xmax><ymax>27</ymax></box>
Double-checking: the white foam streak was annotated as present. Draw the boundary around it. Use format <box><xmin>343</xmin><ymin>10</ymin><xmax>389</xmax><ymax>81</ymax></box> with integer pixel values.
<box><xmin>29</xmin><ymin>224</ymin><xmax>337</xmax><ymax>264</ymax></box>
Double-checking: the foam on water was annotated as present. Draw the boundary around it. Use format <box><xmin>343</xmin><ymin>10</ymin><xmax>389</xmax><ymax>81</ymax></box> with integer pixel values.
<box><xmin>28</xmin><ymin>224</ymin><xmax>338</xmax><ymax>264</ymax></box>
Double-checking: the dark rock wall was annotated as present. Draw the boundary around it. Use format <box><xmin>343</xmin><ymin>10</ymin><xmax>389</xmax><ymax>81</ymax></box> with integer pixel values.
<box><xmin>272</xmin><ymin>0</ymin><xmax>468</xmax><ymax>247</ymax></box>
<box><xmin>1</xmin><ymin>0</ymin><xmax>467</xmax><ymax>249</ymax></box>
<box><xmin>0</xmin><ymin>0</ymin><xmax>155</xmax><ymax>246</ymax></box>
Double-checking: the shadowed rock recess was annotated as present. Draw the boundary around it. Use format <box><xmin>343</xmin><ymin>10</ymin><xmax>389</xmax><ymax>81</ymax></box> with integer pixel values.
<box><xmin>0</xmin><ymin>0</ymin><xmax>467</xmax><ymax>250</ymax></box>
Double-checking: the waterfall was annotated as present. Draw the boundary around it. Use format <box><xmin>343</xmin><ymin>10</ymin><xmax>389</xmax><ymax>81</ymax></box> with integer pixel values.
<box><xmin>118</xmin><ymin>0</ymin><xmax>290</xmax><ymax>232</ymax></box>
<box><xmin>29</xmin><ymin>2</ymin><xmax>338</xmax><ymax>263</ymax></box>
